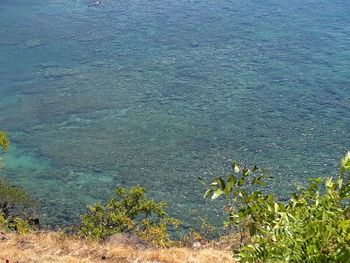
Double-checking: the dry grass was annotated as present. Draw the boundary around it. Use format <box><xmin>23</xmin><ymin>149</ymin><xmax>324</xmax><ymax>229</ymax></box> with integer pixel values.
<box><xmin>0</xmin><ymin>232</ymin><xmax>235</xmax><ymax>263</ymax></box>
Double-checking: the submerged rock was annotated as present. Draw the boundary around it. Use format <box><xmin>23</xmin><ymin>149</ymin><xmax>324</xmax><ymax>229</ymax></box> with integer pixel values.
<box><xmin>189</xmin><ymin>40</ymin><xmax>200</xmax><ymax>48</ymax></box>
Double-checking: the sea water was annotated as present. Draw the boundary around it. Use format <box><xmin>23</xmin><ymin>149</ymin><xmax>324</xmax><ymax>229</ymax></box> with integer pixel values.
<box><xmin>0</xmin><ymin>0</ymin><xmax>349</xmax><ymax>227</ymax></box>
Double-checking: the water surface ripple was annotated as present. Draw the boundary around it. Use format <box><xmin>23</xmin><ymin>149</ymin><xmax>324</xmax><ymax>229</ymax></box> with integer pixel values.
<box><xmin>0</xmin><ymin>0</ymin><xmax>349</xmax><ymax>226</ymax></box>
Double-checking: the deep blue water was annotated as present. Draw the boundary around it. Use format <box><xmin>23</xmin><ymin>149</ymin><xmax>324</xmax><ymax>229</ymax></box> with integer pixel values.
<box><xmin>0</xmin><ymin>0</ymin><xmax>349</xmax><ymax>227</ymax></box>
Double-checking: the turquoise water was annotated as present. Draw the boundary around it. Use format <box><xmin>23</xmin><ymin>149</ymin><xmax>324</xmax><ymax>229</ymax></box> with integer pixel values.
<box><xmin>0</xmin><ymin>0</ymin><xmax>349</xmax><ymax>227</ymax></box>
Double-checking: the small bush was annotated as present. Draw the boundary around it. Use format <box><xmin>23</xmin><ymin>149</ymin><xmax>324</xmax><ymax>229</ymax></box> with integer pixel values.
<box><xmin>79</xmin><ymin>186</ymin><xmax>180</xmax><ymax>247</ymax></box>
<box><xmin>0</xmin><ymin>132</ymin><xmax>9</xmax><ymax>152</ymax></box>
<box><xmin>0</xmin><ymin>131</ymin><xmax>9</xmax><ymax>171</ymax></box>
<box><xmin>0</xmin><ymin>180</ymin><xmax>33</xmax><ymax>215</ymax></box>
<box><xmin>0</xmin><ymin>179</ymin><xmax>38</xmax><ymax>233</ymax></box>
<box><xmin>0</xmin><ymin>132</ymin><xmax>38</xmax><ymax>233</ymax></box>
<box><xmin>205</xmin><ymin>152</ymin><xmax>350</xmax><ymax>262</ymax></box>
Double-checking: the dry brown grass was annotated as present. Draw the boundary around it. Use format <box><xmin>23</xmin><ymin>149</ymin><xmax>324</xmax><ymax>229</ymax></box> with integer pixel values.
<box><xmin>0</xmin><ymin>232</ymin><xmax>235</xmax><ymax>263</ymax></box>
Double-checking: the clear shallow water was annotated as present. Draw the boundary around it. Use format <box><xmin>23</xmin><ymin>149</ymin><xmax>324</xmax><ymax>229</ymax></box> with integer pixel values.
<box><xmin>0</xmin><ymin>0</ymin><xmax>349</xmax><ymax>227</ymax></box>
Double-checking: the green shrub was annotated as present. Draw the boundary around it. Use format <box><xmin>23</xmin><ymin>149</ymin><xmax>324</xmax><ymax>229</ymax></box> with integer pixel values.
<box><xmin>0</xmin><ymin>213</ymin><xmax>5</xmax><ymax>229</ymax></box>
<box><xmin>7</xmin><ymin>216</ymin><xmax>33</xmax><ymax>234</ymax></box>
<box><xmin>0</xmin><ymin>132</ymin><xmax>9</xmax><ymax>152</ymax></box>
<box><xmin>0</xmin><ymin>179</ymin><xmax>38</xmax><ymax>233</ymax></box>
<box><xmin>79</xmin><ymin>186</ymin><xmax>180</xmax><ymax>247</ymax></box>
<box><xmin>0</xmin><ymin>132</ymin><xmax>38</xmax><ymax>233</ymax></box>
<box><xmin>0</xmin><ymin>131</ymin><xmax>9</xmax><ymax>171</ymax></box>
<box><xmin>205</xmin><ymin>152</ymin><xmax>350</xmax><ymax>262</ymax></box>
<box><xmin>0</xmin><ymin>179</ymin><xmax>33</xmax><ymax>215</ymax></box>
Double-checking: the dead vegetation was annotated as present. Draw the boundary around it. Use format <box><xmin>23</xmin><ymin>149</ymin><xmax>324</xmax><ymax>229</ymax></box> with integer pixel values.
<box><xmin>0</xmin><ymin>231</ymin><xmax>235</xmax><ymax>263</ymax></box>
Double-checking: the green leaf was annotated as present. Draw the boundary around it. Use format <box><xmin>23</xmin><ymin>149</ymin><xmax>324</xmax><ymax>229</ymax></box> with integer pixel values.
<box><xmin>228</xmin><ymin>174</ymin><xmax>236</xmax><ymax>184</ymax></box>
<box><xmin>211</xmin><ymin>189</ymin><xmax>224</xmax><ymax>199</ymax></box>
<box><xmin>197</xmin><ymin>177</ymin><xmax>206</xmax><ymax>185</ymax></box>
<box><xmin>340</xmin><ymin>151</ymin><xmax>350</xmax><ymax>176</ymax></box>
<box><xmin>225</xmin><ymin>180</ymin><xmax>234</xmax><ymax>195</ymax></box>
<box><xmin>210</xmin><ymin>181</ymin><xmax>218</xmax><ymax>187</ymax></box>
<box><xmin>203</xmin><ymin>152</ymin><xmax>350</xmax><ymax>262</ymax></box>
<box><xmin>242</xmin><ymin>168</ymin><xmax>251</xmax><ymax>177</ymax></box>
<box><xmin>339</xmin><ymin>220</ymin><xmax>350</xmax><ymax>230</ymax></box>
<box><xmin>218</xmin><ymin>177</ymin><xmax>226</xmax><ymax>190</ymax></box>
<box><xmin>232</xmin><ymin>161</ymin><xmax>240</xmax><ymax>173</ymax></box>
<box><xmin>203</xmin><ymin>189</ymin><xmax>214</xmax><ymax>199</ymax></box>
<box><xmin>238</xmin><ymin>178</ymin><xmax>244</xmax><ymax>187</ymax></box>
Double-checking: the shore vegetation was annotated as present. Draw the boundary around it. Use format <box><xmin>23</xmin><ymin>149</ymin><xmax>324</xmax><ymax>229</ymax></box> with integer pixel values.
<box><xmin>1</xmin><ymin>131</ymin><xmax>350</xmax><ymax>262</ymax></box>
